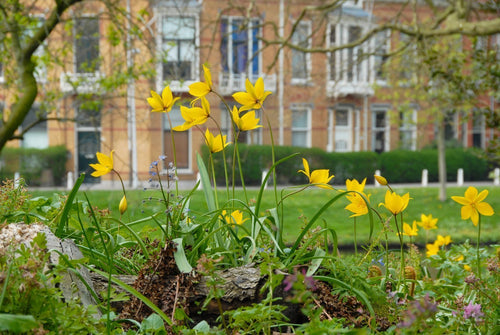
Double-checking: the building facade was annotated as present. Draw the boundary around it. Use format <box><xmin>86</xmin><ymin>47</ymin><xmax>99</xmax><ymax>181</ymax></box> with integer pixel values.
<box><xmin>2</xmin><ymin>0</ymin><xmax>498</xmax><ymax>186</ymax></box>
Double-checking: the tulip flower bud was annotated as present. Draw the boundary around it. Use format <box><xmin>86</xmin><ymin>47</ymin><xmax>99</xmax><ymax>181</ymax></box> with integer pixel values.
<box><xmin>119</xmin><ymin>195</ymin><xmax>127</xmax><ymax>215</ymax></box>
<box><xmin>374</xmin><ymin>175</ymin><xmax>388</xmax><ymax>186</ymax></box>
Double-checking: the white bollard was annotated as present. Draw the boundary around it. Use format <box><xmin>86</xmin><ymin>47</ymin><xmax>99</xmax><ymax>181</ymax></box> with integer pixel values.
<box><xmin>374</xmin><ymin>170</ymin><xmax>381</xmax><ymax>187</ymax></box>
<box><xmin>261</xmin><ymin>169</ymin><xmax>269</xmax><ymax>190</ymax></box>
<box><xmin>196</xmin><ymin>172</ymin><xmax>202</xmax><ymax>190</ymax></box>
<box><xmin>66</xmin><ymin>171</ymin><xmax>74</xmax><ymax>190</ymax></box>
<box><xmin>457</xmin><ymin>168</ymin><xmax>464</xmax><ymax>186</ymax></box>
<box><xmin>421</xmin><ymin>169</ymin><xmax>428</xmax><ymax>187</ymax></box>
<box><xmin>494</xmin><ymin>168</ymin><xmax>500</xmax><ymax>186</ymax></box>
<box><xmin>14</xmin><ymin>172</ymin><xmax>20</xmax><ymax>188</ymax></box>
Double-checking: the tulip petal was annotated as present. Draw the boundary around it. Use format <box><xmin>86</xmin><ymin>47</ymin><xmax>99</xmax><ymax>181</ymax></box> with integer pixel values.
<box><xmin>477</xmin><ymin>202</ymin><xmax>494</xmax><ymax>216</ymax></box>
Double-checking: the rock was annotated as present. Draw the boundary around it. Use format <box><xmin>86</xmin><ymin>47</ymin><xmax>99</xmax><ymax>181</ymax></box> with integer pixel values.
<box><xmin>0</xmin><ymin>223</ymin><xmax>100</xmax><ymax>316</ymax></box>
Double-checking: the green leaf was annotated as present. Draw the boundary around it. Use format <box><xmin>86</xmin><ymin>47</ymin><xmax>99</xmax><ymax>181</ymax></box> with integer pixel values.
<box><xmin>196</xmin><ymin>153</ymin><xmax>216</xmax><ymax>212</ymax></box>
<box><xmin>0</xmin><ymin>314</ymin><xmax>38</xmax><ymax>332</ymax></box>
<box><xmin>306</xmin><ymin>248</ymin><xmax>325</xmax><ymax>277</ymax></box>
<box><xmin>173</xmin><ymin>238</ymin><xmax>193</xmax><ymax>273</ymax></box>
<box><xmin>141</xmin><ymin>313</ymin><xmax>167</xmax><ymax>333</ymax></box>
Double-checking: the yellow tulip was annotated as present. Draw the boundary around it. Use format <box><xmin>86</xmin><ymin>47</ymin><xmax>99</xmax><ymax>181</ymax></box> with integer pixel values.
<box><xmin>417</xmin><ymin>213</ymin><xmax>438</xmax><ymax>230</ymax></box>
<box><xmin>379</xmin><ymin>190</ymin><xmax>411</xmax><ymax>215</ymax></box>
<box><xmin>89</xmin><ymin>150</ymin><xmax>114</xmax><ymax>177</ymax></box>
<box><xmin>345</xmin><ymin>192</ymin><xmax>370</xmax><ymax>217</ymax></box>
<box><xmin>119</xmin><ymin>195</ymin><xmax>127</xmax><ymax>215</ymax></box>
<box><xmin>400</xmin><ymin>221</ymin><xmax>418</xmax><ymax>237</ymax></box>
<box><xmin>147</xmin><ymin>86</ymin><xmax>179</xmax><ymax>113</ymax></box>
<box><xmin>189</xmin><ymin>64</ymin><xmax>213</xmax><ymax>98</ymax></box>
<box><xmin>451</xmin><ymin>186</ymin><xmax>494</xmax><ymax>226</ymax></box>
<box><xmin>298</xmin><ymin>158</ymin><xmax>334</xmax><ymax>190</ymax></box>
<box><xmin>205</xmin><ymin>129</ymin><xmax>230</xmax><ymax>153</ymax></box>
<box><xmin>426</xmin><ymin>243</ymin><xmax>439</xmax><ymax>257</ymax></box>
<box><xmin>345</xmin><ymin>178</ymin><xmax>366</xmax><ymax>193</ymax></box>
<box><xmin>435</xmin><ymin>235</ymin><xmax>451</xmax><ymax>247</ymax></box>
<box><xmin>221</xmin><ymin>210</ymin><xmax>248</xmax><ymax>226</ymax></box>
<box><xmin>173</xmin><ymin>97</ymin><xmax>211</xmax><ymax>131</ymax></box>
<box><xmin>232</xmin><ymin>77</ymin><xmax>271</xmax><ymax>111</ymax></box>
<box><xmin>231</xmin><ymin>106</ymin><xmax>263</xmax><ymax>131</ymax></box>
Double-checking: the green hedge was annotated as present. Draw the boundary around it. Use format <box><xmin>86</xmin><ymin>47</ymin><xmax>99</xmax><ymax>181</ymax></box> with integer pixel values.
<box><xmin>0</xmin><ymin>146</ymin><xmax>68</xmax><ymax>186</ymax></box>
<box><xmin>379</xmin><ymin>149</ymin><xmax>489</xmax><ymax>183</ymax></box>
<box><xmin>202</xmin><ymin>145</ymin><xmax>489</xmax><ymax>186</ymax></box>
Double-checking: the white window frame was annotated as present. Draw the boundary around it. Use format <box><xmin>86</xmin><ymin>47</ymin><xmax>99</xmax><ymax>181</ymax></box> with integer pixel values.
<box><xmin>327</xmin><ymin>109</ymin><xmax>334</xmax><ymax>152</ymax></box>
<box><xmin>291</xmin><ymin>20</ymin><xmax>312</xmax><ymax>84</ymax></box>
<box><xmin>291</xmin><ymin>106</ymin><xmax>311</xmax><ymax>148</ymax></box>
<box><xmin>334</xmin><ymin>106</ymin><xmax>353</xmax><ymax>152</ymax></box>
<box><xmin>372</xmin><ymin>106</ymin><xmax>390</xmax><ymax>152</ymax></box>
<box><xmin>156</xmin><ymin>10</ymin><xmax>200</xmax><ymax>92</ymax></box>
<box><xmin>399</xmin><ymin>108</ymin><xmax>417</xmax><ymax>150</ymax></box>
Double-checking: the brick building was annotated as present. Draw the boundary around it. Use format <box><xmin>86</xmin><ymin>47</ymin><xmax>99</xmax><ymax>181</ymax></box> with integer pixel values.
<box><xmin>2</xmin><ymin>0</ymin><xmax>498</xmax><ymax>186</ymax></box>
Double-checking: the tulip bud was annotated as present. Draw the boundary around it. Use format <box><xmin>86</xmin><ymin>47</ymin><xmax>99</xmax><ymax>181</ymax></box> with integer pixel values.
<box><xmin>374</xmin><ymin>175</ymin><xmax>388</xmax><ymax>186</ymax></box>
<box><xmin>119</xmin><ymin>195</ymin><xmax>127</xmax><ymax>215</ymax></box>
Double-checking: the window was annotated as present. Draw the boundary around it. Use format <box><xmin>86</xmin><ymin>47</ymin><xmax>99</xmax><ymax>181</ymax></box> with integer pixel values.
<box><xmin>334</xmin><ymin>108</ymin><xmax>352</xmax><ymax>152</ymax></box>
<box><xmin>291</xmin><ymin>21</ymin><xmax>310</xmax><ymax>82</ymax></box>
<box><xmin>472</xmin><ymin>113</ymin><xmax>484</xmax><ymax>148</ymax></box>
<box><xmin>221</xmin><ymin>17</ymin><xmax>260</xmax><ymax>76</ymax></box>
<box><xmin>291</xmin><ymin>108</ymin><xmax>310</xmax><ymax>147</ymax></box>
<box><xmin>76</xmin><ymin>103</ymin><xmax>102</xmax><ymax>183</ymax></box>
<box><xmin>74</xmin><ymin>17</ymin><xmax>100</xmax><ymax>73</ymax></box>
<box><xmin>21</xmin><ymin>104</ymin><xmax>48</xmax><ymax>149</ymax></box>
<box><xmin>372</xmin><ymin>108</ymin><xmax>389</xmax><ymax>153</ymax></box>
<box><xmin>374</xmin><ymin>30</ymin><xmax>390</xmax><ymax>82</ymax></box>
<box><xmin>163</xmin><ymin>106</ymin><xmax>190</xmax><ymax>170</ymax></box>
<box><xmin>328</xmin><ymin>23</ymin><xmax>370</xmax><ymax>85</ymax></box>
<box><xmin>399</xmin><ymin>108</ymin><xmax>416</xmax><ymax>150</ymax></box>
<box><xmin>161</xmin><ymin>16</ymin><xmax>196</xmax><ymax>81</ymax></box>
<box><xmin>76</xmin><ymin>102</ymin><xmax>101</xmax><ymax>128</ymax></box>
<box><xmin>398</xmin><ymin>33</ymin><xmax>416</xmax><ymax>82</ymax></box>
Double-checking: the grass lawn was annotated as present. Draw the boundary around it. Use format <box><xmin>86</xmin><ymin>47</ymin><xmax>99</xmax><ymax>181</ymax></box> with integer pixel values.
<box><xmin>31</xmin><ymin>184</ymin><xmax>500</xmax><ymax>247</ymax></box>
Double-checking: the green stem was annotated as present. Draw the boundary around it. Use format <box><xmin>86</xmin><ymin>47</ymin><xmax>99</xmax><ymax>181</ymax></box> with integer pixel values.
<box><xmin>477</xmin><ymin>215</ymin><xmax>482</xmax><ymax>279</ymax></box>
<box><xmin>393</xmin><ymin>213</ymin><xmax>404</xmax><ymax>284</ymax></box>
<box><xmin>353</xmin><ymin>217</ymin><xmax>358</xmax><ymax>259</ymax></box>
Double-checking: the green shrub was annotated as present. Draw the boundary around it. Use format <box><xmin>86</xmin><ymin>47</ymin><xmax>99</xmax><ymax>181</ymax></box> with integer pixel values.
<box><xmin>379</xmin><ymin>149</ymin><xmax>489</xmax><ymax>183</ymax></box>
<box><xmin>0</xmin><ymin>146</ymin><xmax>68</xmax><ymax>186</ymax></box>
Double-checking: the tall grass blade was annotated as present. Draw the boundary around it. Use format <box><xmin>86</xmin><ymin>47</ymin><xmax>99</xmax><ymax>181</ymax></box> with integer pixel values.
<box><xmin>55</xmin><ymin>173</ymin><xmax>85</xmax><ymax>237</ymax></box>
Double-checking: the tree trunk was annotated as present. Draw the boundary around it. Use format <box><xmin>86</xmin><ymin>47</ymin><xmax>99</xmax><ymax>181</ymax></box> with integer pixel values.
<box><xmin>437</xmin><ymin>119</ymin><xmax>447</xmax><ymax>201</ymax></box>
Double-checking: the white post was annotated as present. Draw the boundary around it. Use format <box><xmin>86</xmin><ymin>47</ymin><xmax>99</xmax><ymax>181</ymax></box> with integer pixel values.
<box><xmin>421</xmin><ymin>169</ymin><xmax>428</xmax><ymax>187</ymax></box>
<box><xmin>196</xmin><ymin>172</ymin><xmax>202</xmax><ymax>190</ymax></box>
<box><xmin>494</xmin><ymin>168</ymin><xmax>500</xmax><ymax>186</ymax></box>
<box><xmin>374</xmin><ymin>170</ymin><xmax>381</xmax><ymax>187</ymax></box>
<box><xmin>457</xmin><ymin>168</ymin><xmax>464</xmax><ymax>186</ymax></box>
<box><xmin>67</xmin><ymin>171</ymin><xmax>74</xmax><ymax>190</ymax></box>
<box><xmin>261</xmin><ymin>169</ymin><xmax>269</xmax><ymax>190</ymax></box>
<box><xmin>14</xmin><ymin>172</ymin><xmax>20</xmax><ymax>188</ymax></box>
